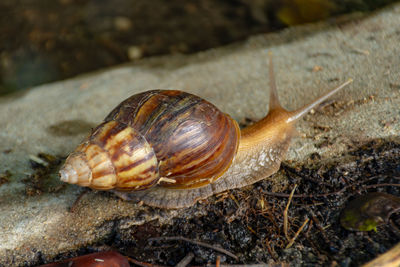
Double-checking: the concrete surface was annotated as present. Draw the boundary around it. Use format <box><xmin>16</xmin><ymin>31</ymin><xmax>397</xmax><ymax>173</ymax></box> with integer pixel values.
<box><xmin>0</xmin><ymin>3</ymin><xmax>399</xmax><ymax>266</ymax></box>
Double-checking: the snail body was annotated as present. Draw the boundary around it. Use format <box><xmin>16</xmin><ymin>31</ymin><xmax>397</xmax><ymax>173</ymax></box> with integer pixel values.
<box><xmin>60</xmin><ymin>56</ymin><xmax>352</xmax><ymax>208</ymax></box>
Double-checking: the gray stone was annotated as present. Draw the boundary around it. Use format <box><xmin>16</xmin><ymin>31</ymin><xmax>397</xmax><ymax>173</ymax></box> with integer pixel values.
<box><xmin>0</xmin><ymin>4</ymin><xmax>399</xmax><ymax>265</ymax></box>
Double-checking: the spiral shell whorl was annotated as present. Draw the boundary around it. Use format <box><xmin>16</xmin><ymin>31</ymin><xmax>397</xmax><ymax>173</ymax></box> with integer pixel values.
<box><xmin>60</xmin><ymin>152</ymin><xmax>92</xmax><ymax>186</ymax></box>
<box><xmin>60</xmin><ymin>120</ymin><xmax>160</xmax><ymax>190</ymax></box>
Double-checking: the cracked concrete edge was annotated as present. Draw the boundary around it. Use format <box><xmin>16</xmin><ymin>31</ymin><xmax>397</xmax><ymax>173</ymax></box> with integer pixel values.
<box><xmin>0</xmin><ymin>3</ymin><xmax>399</xmax><ymax>266</ymax></box>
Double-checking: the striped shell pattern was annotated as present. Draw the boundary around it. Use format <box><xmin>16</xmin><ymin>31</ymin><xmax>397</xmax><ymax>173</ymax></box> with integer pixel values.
<box><xmin>60</xmin><ymin>90</ymin><xmax>240</xmax><ymax>191</ymax></box>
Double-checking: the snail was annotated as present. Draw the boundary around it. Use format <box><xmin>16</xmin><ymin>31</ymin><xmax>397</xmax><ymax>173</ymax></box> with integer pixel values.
<box><xmin>59</xmin><ymin>56</ymin><xmax>352</xmax><ymax>209</ymax></box>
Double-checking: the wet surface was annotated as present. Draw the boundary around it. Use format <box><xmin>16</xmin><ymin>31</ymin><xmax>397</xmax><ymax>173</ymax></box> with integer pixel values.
<box><xmin>47</xmin><ymin>120</ymin><xmax>96</xmax><ymax>137</ymax></box>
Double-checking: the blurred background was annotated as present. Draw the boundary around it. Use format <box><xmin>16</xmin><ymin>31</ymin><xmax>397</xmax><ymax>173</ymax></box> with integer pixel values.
<box><xmin>0</xmin><ymin>0</ymin><xmax>397</xmax><ymax>95</ymax></box>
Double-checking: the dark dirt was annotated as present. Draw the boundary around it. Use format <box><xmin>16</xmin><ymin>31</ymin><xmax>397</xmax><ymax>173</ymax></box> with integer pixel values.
<box><xmin>0</xmin><ymin>0</ymin><xmax>397</xmax><ymax>94</ymax></box>
<box><xmin>33</xmin><ymin>137</ymin><xmax>400</xmax><ymax>266</ymax></box>
<box><xmin>23</xmin><ymin>153</ymin><xmax>65</xmax><ymax>197</ymax></box>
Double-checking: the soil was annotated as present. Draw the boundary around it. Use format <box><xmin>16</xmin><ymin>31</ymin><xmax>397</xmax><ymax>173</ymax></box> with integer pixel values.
<box><xmin>114</xmin><ymin>138</ymin><xmax>400</xmax><ymax>266</ymax></box>
<box><xmin>32</xmin><ymin>138</ymin><xmax>400</xmax><ymax>266</ymax></box>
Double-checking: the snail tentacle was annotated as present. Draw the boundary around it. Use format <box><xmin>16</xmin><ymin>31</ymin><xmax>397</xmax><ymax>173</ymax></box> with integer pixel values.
<box><xmin>287</xmin><ymin>78</ymin><xmax>353</xmax><ymax>123</ymax></box>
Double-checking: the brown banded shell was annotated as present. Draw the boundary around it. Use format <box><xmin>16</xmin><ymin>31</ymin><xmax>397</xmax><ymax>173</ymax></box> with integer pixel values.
<box><xmin>60</xmin><ymin>90</ymin><xmax>240</xmax><ymax>191</ymax></box>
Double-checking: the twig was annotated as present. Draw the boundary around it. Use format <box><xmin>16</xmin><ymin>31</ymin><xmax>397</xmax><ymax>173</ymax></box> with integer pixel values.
<box><xmin>148</xmin><ymin>236</ymin><xmax>238</xmax><ymax>260</ymax></box>
<box><xmin>176</xmin><ymin>252</ymin><xmax>194</xmax><ymax>267</ymax></box>
<box><xmin>305</xmin><ymin>219</ymin><xmax>313</xmax><ymax>237</ymax></box>
<box><xmin>264</xmin><ymin>239</ymin><xmax>278</xmax><ymax>262</ymax></box>
<box><xmin>364</xmin><ymin>183</ymin><xmax>400</xmax><ymax>189</ymax></box>
<box><xmin>284</xmin><ymin>185</ymin><xmax>297</xmax><ymax>240</ymax></box>
<box><xmin>216</xmin><ymin>255</ymin><xmax>221</xmax><ymax>267</ymax></box>
<box><xmin>308</xmin><ymin>210</ymin><xmax>330</xmax><ymax>246</ymax></box>
<box><xmin>262</xmin><ymin>189</ymin><xmax>343</xmax><ymax>198</ymax></box>
<box><xmin>230</xmin><ymin>193</ymin><xmax>240</xmax><ymax>207</ymax></box>
<box><xmin>29</xmin><ymin>154</ymin><xmax>49</xmax><ymax>167</ymax></box>
<box><xmin>286</xmin><ymin>218</ymin><xmax>309</xmax><ymax>249</ymax></box>
<box><xmin>127</xmin><ymin>256</ymin><xmax>166</xmax><ymax>267</ymax></box>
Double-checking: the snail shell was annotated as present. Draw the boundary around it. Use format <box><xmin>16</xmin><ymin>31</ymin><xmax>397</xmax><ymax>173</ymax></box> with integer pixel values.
<box><xmin>60</xmin><ymin>90</ymin><xmax>240</xmax><ymax>191</ymax></box>
<box><xmin>60</xmin><ymin>56</ymin><xmax>352</xmax><ymax>208</ymax></box>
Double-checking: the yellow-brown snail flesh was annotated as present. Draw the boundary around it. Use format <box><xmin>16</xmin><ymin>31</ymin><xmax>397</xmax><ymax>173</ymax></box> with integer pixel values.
<box><xmin>60</xmin><ymin>56</ymin><xmax>352</xmax><ymax>208</ymax></box>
